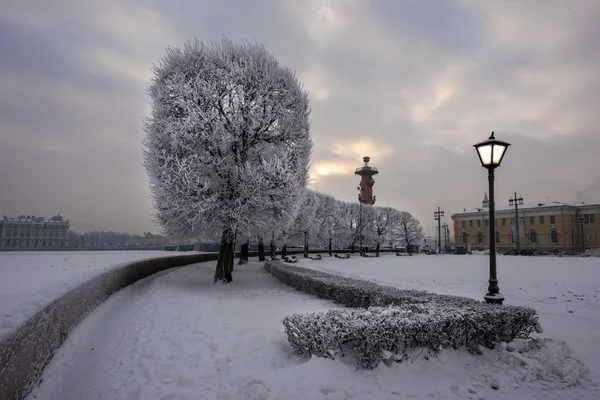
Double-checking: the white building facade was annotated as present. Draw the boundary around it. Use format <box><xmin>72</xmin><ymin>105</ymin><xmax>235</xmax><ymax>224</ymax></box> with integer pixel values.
<box><xmin>0</xmin><ymin>214</ymin><xmax>70</xmax><ymax>249</ymax></box>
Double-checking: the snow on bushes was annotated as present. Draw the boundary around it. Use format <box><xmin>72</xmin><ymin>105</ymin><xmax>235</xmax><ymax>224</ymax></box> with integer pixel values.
<box><xmin>283</xmin><ymin>304</ymin><xmax>539</xmax><ymax>369</ymax></box>
<box><xmin>265</xmin><ymin>261</ymin><xmax>540</xmax><ymax>369</ymax></box>
<box><xmin>265</xmin><ymin>262</ymin><xmax>480</xmax><ymax>308</ymax></box>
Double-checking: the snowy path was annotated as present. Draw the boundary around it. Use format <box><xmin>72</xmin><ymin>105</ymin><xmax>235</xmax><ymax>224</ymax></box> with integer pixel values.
<box><xmin>28</xmin><ymin>260</ymin><xmax>598</xmax><ymax>400</ymax></box>
<box><xmin>28</xmin><ymin>261</ymin><xmax>340</xmax><ymax>400</ymax></box>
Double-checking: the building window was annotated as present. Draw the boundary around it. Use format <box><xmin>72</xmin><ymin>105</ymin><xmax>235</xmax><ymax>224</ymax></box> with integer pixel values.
<box><xmin>469</xmin><ymin>220</ymin><xmax>473</xmax><ymax>228</ymax></box>
<box><xmin>496</xmin><ymin>231</ymin><xmax>500</xmax><ymax>244</ymax></box>
<box><xmin>529</xmin><ymin>216</ymin><xmax>534</xmax><ymax>225</ymax></box>
<box><xmin>477</xmin><ymin>232</ymin><xmax>484</xmax><ymax>244</ymax></box>
<box><xmin>550</xmin><ymin>230</ymin><xmax>559</xmax><ymax>244</ymax></box>
<box><xmin>484</xmin><ymin>219</ymin><xmax>489</xmax><ymax>228</ymax></box>
<box><xmin>462</xmin><ymin>221</ymin><xmax>465</xmax><ymax>228</ymax></box>
<box><xmin>530</xmin><ymin>231</ymin><xmax>537</xmax><ymax>244</ymax></box>
<box><xmin>540</xmin><ymin>216</ymin><xmax>545</xmax><ymax>224</ymax></box>
<box><xmin>583</xmin><ymin>214</ymin><xmax>596</xmax><ymax>224</ymax></box>
<box><xmin>571</xmin><ymin>230</ymin><xmax>577</xmax><ymax>244</ymax></box>
<box><xmin>477</xmin><ymin>220</ymin><xmax>481</xmax><ymax>228</ymax></box>
<box><xmin>502</xmin><ymin>218</ymin><xmax>506</xmax><ymax>227</ymax></box>
<box><xmin>550</xmin><ymin>216</ymin><xmax>555</xmax><ymax>224</ymax></box>
<box><xmin>462</xmin><ymin>232</ymin><xmax>468</xmax><ymax>244</ymax></box>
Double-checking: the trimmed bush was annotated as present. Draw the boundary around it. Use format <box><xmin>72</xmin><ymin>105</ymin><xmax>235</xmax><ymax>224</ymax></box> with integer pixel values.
<box><xmin>265</xmin><ymin>262</ymin><xmax>478</xmax><ymax>308</ymax></box>
<box><xmin>265</xmin><ymin>261</ymin><xmax>541</xmax><ymax>369</ymax></box>
<box><xmin>283</xmin><ymin>304</ymin><xmax>539</xmax><ymax>369</ymax></box>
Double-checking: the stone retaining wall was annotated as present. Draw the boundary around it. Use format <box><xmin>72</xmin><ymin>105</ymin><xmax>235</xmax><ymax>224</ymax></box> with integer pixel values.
<box><xmin>0</xmin><ymin>253</ymin><xmax>217</xmax><ymax>400</ymax></box>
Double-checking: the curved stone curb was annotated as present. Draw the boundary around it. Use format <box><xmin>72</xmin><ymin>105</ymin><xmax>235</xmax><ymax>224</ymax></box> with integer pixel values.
<box><xmin>0</xmin><ymin>253</ymin><xmax>218</xmax><ymax>400</ymax></box>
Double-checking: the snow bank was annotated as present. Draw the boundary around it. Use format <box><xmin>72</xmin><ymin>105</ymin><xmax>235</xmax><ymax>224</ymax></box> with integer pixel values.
<box><xmin>0</xmin><ymin>250</ymin><xmax>191</xmax><ymax>340</ymax></box>
<box><xmin>0</xmin><ymin>253</ymin><xmax>216</xmax><ymax>400</ymax></box>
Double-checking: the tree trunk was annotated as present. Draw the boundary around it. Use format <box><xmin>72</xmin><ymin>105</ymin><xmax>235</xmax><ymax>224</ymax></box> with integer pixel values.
<box><xmin>303</xmin><ymin>231</ymin><xmax>309</xmax><ymax>258</ymax></box>
<box><xmin>258</xmin><ymin>237</ymin><xmax>265</xmax><ymax>261</ymax></box>
<box><xmin>238</xmin><ymin>241</ymin><xmax>249</xmax><ymax>265</ymax></box>
<box><xmin>350</xmin><ymin>243</ymin><xmax>355</xmax><ymax>254</ymax></box>
<box><xmin>328</xmin><ymin>237</ymin><xmax>332</xmax><ymax>256</ymax></box>
<box><xmin>214</xmin><ymin>227</ymin><xmax>234</xmax><ymax>283</ymax></box>
<box><xmin>376</xmin><ymin>243</ymin><xmax>380</xmax><ymax>257</ymax></box>
<box><xmin>270</xmin><ymin>231</ymin><xmax>276</xmax><ymax>259</ymax></box>
<box><xmin>282</xmin><ymin>244</ymin><xmax>287</xmax><ymax>258</ymax></box>
<box><xmin>231</xmin><ymin>230</ymin><xmax>239</xmax><ymax>272</ymax></box>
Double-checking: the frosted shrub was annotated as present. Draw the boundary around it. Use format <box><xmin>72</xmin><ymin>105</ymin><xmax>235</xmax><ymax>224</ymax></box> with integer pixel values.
<box><xmin>265</xmin><ymin>261</ymin><xmax>540</xmax><ymax>369</ymax></box>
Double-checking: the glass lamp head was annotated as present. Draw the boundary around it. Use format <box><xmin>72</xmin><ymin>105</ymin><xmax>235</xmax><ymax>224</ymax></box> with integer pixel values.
<box><xmin>474</xmin><ymin>132</ymin><xmax>511</xmax><ymax>169</ymax></box>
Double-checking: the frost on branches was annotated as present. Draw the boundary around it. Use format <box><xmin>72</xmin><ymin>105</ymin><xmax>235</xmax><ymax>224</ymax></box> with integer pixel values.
<box><xmin>143</xmin><ymin>38</ymin><xmax>312</xmax><ymax>283</ymax></box>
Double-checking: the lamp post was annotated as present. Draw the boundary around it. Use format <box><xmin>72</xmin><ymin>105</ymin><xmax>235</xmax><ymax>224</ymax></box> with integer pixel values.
<box><xmin>434</xmin><ymin>207</ymin><xmax>444</xmax><ymax>254</ymax></box>
<box><xmin>474</xmin><ymin>132</ymin><xmax>510</xmax><ymax>305</ymax></box>
<box><xmin>508</xmin><ymin>192</ymin><xmax>523</xmax><ymax>254</ymax></box>
<box><xmin>442</xmin><ymin>222</ymin><xmax>448</xmax><ymax>253</ymax></box>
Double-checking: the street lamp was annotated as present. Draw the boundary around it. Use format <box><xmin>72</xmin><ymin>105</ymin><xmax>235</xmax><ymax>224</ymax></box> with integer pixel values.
<box><xmin>442</xmin><ymin>222</ymin><xmax>448</xmax><ymax>253</ymax></box>
<box><xmin>434</xmin><ymin>207</ymin><xmax>444</xmax><ymax>254</ymax></box>
<box><xmin>508</xmin><ymin>192</ymin><xmax>524</xmax><ymax>254</ymax></box>
<box><xmin>474</xmin><ymin>131</ymin><xmax>510</xmax><ymax>305</ymax></box>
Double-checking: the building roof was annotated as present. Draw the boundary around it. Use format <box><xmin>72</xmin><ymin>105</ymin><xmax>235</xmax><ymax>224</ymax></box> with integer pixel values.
<box><xmin>452</xmin><ymin>201</ymin><xmax>599</xmax><ymax>218</ymax></box>
<box><xmin>1</xmin><ymin>214</ymin><xmax>69</xmax><ymax>223</ymax></box>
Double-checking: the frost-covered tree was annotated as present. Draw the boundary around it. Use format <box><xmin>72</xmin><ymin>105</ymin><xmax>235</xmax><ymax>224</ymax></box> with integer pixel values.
<box><xmin>313</xmin><ymin>192</ymin><xmax>337</xmax><ymax>255</ymax></box>
<box><xmin>288</xmin><ymin>189</ymin><xmax>320</xmax><ymax>257</ymax></box>
<box><xmin>359</xmin><ymin>204</ymin><xmax>376</xmax><ymax>251</ymax></box>
<box><xmin>335</xmin><ymin>201</ymin><xmax>361</xmax><ymax>252</ymax></box>
<box><xmin>396</xmin><ymin>212</ymin><xmax>424</xmax><ymax>252</ymax></box>
<box><xmin>143</xmin><ymin>38</ymin><xmax>311</xmax><ymax>283</ymax></box>
<box><xmin>371</xmin><ymin>206</ymin><xmax>399</xmax><ymax>256</ymax></box>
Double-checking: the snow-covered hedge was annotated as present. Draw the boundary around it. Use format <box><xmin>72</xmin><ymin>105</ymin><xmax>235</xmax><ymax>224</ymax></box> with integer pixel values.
<box><xmin>264</xmin><ymin>262</ymin><xmax>479</xmax><ymax>308</ymax></box>
<box><xmin>283</xmin><ymin>304</ymin><xmax>539</xmax><ymax>369</ymax></box>
<box><xmin>264</xmin><ymin>261</ymin><xmax>540</xmax><ymax>369</ymax></box>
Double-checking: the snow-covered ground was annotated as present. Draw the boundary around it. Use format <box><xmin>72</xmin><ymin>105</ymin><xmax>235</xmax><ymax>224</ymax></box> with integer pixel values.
<box><xmin>28</xmin><ymin>256</ymin><xmax>599</xmax><ymax>400</ymax></box>
<box><xmin>0</xmin><ymin>250</ymin><xmax>192</xmax><ymax>340</ymax></box>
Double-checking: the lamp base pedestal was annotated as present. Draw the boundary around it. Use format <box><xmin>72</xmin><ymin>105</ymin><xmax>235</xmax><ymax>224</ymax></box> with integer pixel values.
<box><xmin>484</xmin><ymin>293</ymin><xmax>505</xmax><ymax>305</ymax></box>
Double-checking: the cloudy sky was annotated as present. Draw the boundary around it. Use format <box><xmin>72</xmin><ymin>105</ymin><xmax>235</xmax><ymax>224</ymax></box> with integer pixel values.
<box><xmin>1</xmin><ymin>0</ymin><xmax>599</xmax><ymax>236</ymax></box>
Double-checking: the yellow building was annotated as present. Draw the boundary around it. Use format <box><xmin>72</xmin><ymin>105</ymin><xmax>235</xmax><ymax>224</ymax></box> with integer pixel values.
<box><xmin>135</xmin><ymin>232</ymin><xmax>169</xmax><ymax>248</ymax></box>
<box><xmin>451</xmin><ymin>195</ymin><xmax>599</xmax><ymax>254</ymax></box>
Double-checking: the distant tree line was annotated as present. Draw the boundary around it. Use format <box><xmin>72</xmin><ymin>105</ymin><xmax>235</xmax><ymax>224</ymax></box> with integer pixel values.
<box><xmin>67</xmin><ymin>231</ymin><xmax>139</xmax><ymax>248</ymax></box>
<box><xmin>249</xmin><ymin>189</ymin><xmax>424</xmax><ymax>258</ymax></box>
